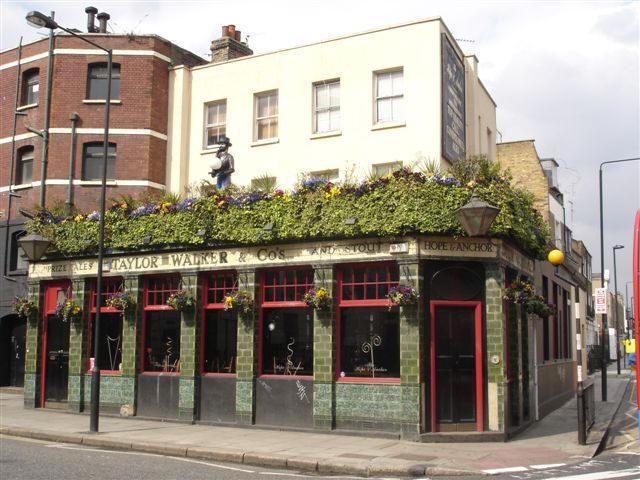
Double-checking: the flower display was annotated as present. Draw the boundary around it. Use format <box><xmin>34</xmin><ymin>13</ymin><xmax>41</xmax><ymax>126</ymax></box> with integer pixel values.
<box><xmin>106</xmin><ymin>290</ymin><xmax>136</xmax><ymax>313</ymax></box>
<box><xmin>12</xmin><ymin>296</ymin><xmax>38</xmax><ymax>319</ymax></box>
<box><xmin>223</xmin><ymin>290</ymin><xmax>254</xmax><ymax>314</ymax></box>
<box><xmin>55</xmin><ymin>299</ymin><xmax>82</xmax><ymax>322</ymax></box>
<box><xmin>303</xmin><ymin>287</ymin><xmax>332</xmax><ymax>310</ymax></box>
<box><xmin>387</xmin><ymin>284</ymin><xmax>419</xmax><ymax>308</ymax></box>
<box><xmin>503</xmin><ymin>279</ymin><xmax>535</xmax><ymax>304</ymax></box>
<box><xmin>166</xmin><ymin>289</ymin><xmax>195</xmax><ymax>312</ymax></box>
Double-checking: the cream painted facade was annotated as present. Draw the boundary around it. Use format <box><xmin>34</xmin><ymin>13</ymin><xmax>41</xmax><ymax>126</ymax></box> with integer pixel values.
<box><xmin>166</xmin><ymin>17</ymin><xmax>497</xmax><ymax>194</ymax></box>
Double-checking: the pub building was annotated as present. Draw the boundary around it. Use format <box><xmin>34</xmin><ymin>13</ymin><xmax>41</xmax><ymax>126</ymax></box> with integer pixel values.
<box><xmin>22</xmin><ymin>230</ymin><xmax>536</xmax><ymax>440</ymax></box>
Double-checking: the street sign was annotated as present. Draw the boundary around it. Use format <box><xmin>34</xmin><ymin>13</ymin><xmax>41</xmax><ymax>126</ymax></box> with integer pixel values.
<box><xmin>595</xmin><ymin>287</ymin><xmax>607</xmax><ymax>314</ymax></box>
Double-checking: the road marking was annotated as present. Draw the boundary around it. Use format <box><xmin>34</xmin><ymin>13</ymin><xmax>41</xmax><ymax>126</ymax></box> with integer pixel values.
<box><xmin>530</xmin><ymin>463</ymin><xmax>566</xmax><ymax>469</ymax></box>
<box><xmin>170</xmin><ymin>456</ymin><xmax>255</xmax><ymax>473</ymax></box>
<box><xmin>483</xmin><ymin>466</ymin><xmax>529</xmax><ymax>474</ymax></box>
<box><xmin>539</xmin><ymin>466</ymin><xmax>640</xmax><ymax>480</ymax></box>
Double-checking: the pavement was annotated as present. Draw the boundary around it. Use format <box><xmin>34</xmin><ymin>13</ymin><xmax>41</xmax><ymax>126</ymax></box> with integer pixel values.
<box><xmin>0</xmin><ymin>367</ymin><xmax>634</xmax><ymax>478</ymax></box>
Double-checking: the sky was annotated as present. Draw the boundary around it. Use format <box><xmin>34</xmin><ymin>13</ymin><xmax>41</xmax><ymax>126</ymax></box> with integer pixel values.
<box><xmin>2</xmin><ymin>0</ymin><xmax>639</xmax><ymax>303</ymax></box>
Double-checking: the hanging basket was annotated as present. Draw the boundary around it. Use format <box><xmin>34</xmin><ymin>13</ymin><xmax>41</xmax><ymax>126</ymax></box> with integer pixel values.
<box><xmin>303</xmin><ymin>287</ymin><xmax>332</xmax><ymax>311</ymax></box>
<box><xmin>55</xmin><ymin>299</ymin><xmax>82</xmax><ymax>322</ymax></box>
<box><xmin>166</xmin><ymin>289</ymin><xmax>195</xmax><ymax>312</ymax></box>
<box><xmin>387</xmin><ymin>284</ymin><xmax>419</xmax><ymax>309</ymax></box>
<box><xmin>106</xmin><ymin>290</ymin><xmax>136</xmax><ymax>316</ymax></box>
<box><xmin>223</xmin><ymin>290</ymin><xmax>254</xmax><ymax>315</ymax></box>
<box><xmin>12</xmin><ymin>296</ymin><xmax>38</xmax><ymax>319</ymax></box>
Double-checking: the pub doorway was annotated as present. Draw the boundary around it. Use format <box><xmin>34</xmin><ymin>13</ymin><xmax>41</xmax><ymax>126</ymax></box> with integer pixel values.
<box><xmin>0</xmin><ymin>315</ymin><xmax>25</xmax><ymax>387</ymax></box>
<box><xmin>430</xmin><ymin>302</ymin><xmax>482</xmax><ymax>432</ymax></box>
<box><xmin>41</xmin><ymin>281</ymin><xmax>71</xmax><ymax>407</ymax></box>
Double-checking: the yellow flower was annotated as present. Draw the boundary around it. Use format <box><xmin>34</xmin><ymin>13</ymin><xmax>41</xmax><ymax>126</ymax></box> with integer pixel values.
<box><xmin>74</xmin><ymin>214</ymin><xmax>84</xmax><ymax>222</ymax></box>
<box><xmin>467</xmin><ymin>180</ymin><xmax>476</xmax><ymax>188</ymax></box>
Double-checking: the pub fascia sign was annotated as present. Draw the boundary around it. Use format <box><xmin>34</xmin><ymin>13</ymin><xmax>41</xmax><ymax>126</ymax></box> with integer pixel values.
<box><xmin>29</xmin><ymin>236</ymin><xmax>513</xmax><ymax>280</ymax></box>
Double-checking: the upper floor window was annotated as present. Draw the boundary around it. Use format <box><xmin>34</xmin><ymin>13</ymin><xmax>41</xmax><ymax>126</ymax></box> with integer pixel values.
<box><xmin>309</xmin><ymin>169</ymin><xmax>339</xmax><ymax>182</ymax></box>
<box><xmin>313</xmin><ymin>80</ymin><xmax>340</xmax><ymax>133</ymax></box>
<box><xmin>374</xmin><ymin>69</ymin><xmax>403</xmax><ymax>124</ymax></box>
<box><xmin>204</xmin><ymin>100</ymin><xmax>226</xmax><ymax>148</ymax></box>
<box><xmin>87</xmin><ymin>63</ymin><xmax>120</xmax><ymax>100</ymax></box>
<box><xmin>16</xmin><ymin>146</ymin><xmax>34</xmax><ymax>185</ymax></box>
<box><xmin>372</xmin><ymin>161</ymin><xmax>402</xmax><ymax>178</ymax></box>
<box><xmin>21</xmin><ymin>68</ymin><xmax>39</xmax><ymax>105</ymax></box>
<box><xmin>255</xmin><ymin>90</ymin><xmax>278</xmax><ymax>141</ymax></box>
<box><xmin>82</xmin><ymin>142</ymin><xmax>116</xmax><ymax>180</ymax></box>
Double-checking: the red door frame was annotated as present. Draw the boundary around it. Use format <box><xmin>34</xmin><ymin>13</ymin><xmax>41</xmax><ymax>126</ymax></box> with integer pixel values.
<box><xmin>429</xmin><ymin>300</ymin><xmax>483</xmax><ymax>432</ymax></box>
<box><xmin>40</xmin><ymin>280</ymin><xmax>71</xmax><ymax>407</ymax></box>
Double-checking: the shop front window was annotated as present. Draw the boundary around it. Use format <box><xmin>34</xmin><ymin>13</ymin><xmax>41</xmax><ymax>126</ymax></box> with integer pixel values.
<box><xmin>202</xmin><ymin>271</ymin><xmax>237</xmax><ymax>374</ymax></box>
<box><xmin>339</xmin><ymin>308</ymin><xmax>399</xmax><ymax>378</ymax></box>
<box><xmin>338</xmin><ymin>263</ymin><xmax>400</xmax><ymax>380</ymax></box>
<box><xmin>262</xmin><ymin>308</ymin><xmax>313</xmax><ymax>376</ymax></box>
<box><xmin>260</xmin><ymin>268</ymin><xmax>314</xmax><ymax>376</ymax></box>
<box><xmin>143</xmin><ymin>276</ymin><xmax>181</xmax><ymax>373</ymax></box>
<box><xmin>88</xmin><ymin>277</ymin><xmax>123</xmax><ymax>372</ymax></box>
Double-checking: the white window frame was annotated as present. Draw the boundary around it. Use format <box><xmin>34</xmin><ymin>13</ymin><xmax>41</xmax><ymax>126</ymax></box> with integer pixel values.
<box><xmin>254</xmin><ymin>90</ymin><xmax>278</xmax><ymax>141</ymax></box>
<box><xmin>313</xmin><ymin>80</ymin><xmax>340</xmax><ymax>134</ymax></box>
<box><xmin>374</xmin><ymin>69</ymin><xmax>403</xmax><ymax>124</ymax></box>
<box><xmin>372</xmin><ymin>161</ymin><xmax>403</xmax><ymax>177</ymax></box>
<box><xmin>204</xmin><ymin>100</ymin><xmax>227</xmax><ymax>149</ymax></box>
<box><xmin>309</xmin><ymin>169</ymin><xmax>340</xmax><ymax>182</ymax></box>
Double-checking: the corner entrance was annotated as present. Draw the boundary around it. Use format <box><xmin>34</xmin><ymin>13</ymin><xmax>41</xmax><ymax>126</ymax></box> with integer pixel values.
<box><xmin>430</xmin><ymin>302</ymin><xmax>483</xmax><ymax>432</ymax></box>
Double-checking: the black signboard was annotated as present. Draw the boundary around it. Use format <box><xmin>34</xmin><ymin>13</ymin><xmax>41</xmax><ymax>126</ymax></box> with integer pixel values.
<box><xmin>441</xmin><ymin>34</ymin><xmax>466</xmax><ymax>162</ymax></box>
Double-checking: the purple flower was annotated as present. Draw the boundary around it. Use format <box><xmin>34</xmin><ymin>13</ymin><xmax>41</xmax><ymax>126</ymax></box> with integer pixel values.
<box><xmin>86</xmin><ymin>211</ymin><xmax>101</xmax><ymax>221</ymax></box>
<box><xmin>129</xmin><ymin>203</ymin><xmax>159</xmax><ymax>218</ymax></box>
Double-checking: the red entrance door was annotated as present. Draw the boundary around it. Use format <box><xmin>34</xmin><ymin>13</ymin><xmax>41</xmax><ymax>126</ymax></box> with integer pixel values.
<box><xmin>40</xmin><ymin>281</ymin><xmax>71</xmax><ymax>407</ymax></box>
<box><xmin>430</xmin><ymin>301</ymin><xmax>483</xmax><ymax>432</ymax></box>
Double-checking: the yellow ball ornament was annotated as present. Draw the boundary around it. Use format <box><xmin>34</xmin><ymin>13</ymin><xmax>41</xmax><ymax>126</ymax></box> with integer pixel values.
<box><xmin>548</xmin><ymin>249</ymin><xmax>565</xmax><ymax>266</ymax></box>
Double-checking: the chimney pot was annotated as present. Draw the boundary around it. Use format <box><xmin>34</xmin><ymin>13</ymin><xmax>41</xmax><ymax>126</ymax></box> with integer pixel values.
<box><xmin>227</xmin><ymin>24</ymin><xmax>236</xmax><ymax>38</ymax></box>
<box><xmin>221</xmin><ymin>25</ymin><xmax>230</xmax><ymax>37</ymax></box>
<box><xmin>96</xmin><ymin>12</ymin><xmax>110</xmax><ymax>33</ymax></box>
<box><xmin>85</xmin><ymin>6</ymin><xmax>98</xmax><ymax>33</ymax></box>
<box><xmin>234</xmin><ymin>30</ymin><xmax>241</xmax><ymax>42</ymax></box>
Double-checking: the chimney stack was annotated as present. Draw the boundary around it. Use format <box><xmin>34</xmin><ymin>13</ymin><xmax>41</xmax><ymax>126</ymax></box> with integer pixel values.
<box><xmin>85</xmin><ymin>6</ymin><xmax>98</xmax><ymax>33</ymax></box>
<box><xmin>96</xmin><ymin>12</ymin><xmax>110</xmax><ymax>33</ymax></box>
<box><xmin>210</xmin><ymin>24</ymin><xmax>253</xmax><ymax>64</ymax></box>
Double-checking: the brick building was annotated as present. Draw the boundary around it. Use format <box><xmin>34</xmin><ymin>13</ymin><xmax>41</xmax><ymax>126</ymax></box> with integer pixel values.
<box><xmin>0</xmin><ymin>7</ymin><xmax>204</xmax><ymax>388</ymax></box>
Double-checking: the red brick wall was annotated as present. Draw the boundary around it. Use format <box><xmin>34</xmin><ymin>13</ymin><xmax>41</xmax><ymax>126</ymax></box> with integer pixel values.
<box><xmin>1</xmin><ymin>34</ymin><xmax>186</xmax><ymax>220</ymax></box>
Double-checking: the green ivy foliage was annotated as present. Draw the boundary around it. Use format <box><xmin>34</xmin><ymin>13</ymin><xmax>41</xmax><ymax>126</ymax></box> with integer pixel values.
<box><xmin>28</xmin><ymin>171</ymin><xmax>550</xmax><ymax>259</ymax></box>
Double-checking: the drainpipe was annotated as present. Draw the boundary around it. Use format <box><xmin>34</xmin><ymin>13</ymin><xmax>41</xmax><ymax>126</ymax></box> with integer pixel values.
<box><xmin>66</xmin><ymin>112</ymin><xmax>79</xmax><ymax>214</ymax></box>
<box><xmin>3</xmin><ymin>38</ymin><xmax>23</xmax><ymax>278</ymax></box>
<box><xmin>39</xmin><ymin>11</ymin><xmax>55</xmax><ymax>209</ymax></box>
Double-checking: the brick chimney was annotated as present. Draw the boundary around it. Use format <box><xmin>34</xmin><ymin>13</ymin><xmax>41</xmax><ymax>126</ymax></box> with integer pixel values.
<box><xmin>210</xmin><ymin>25</ymin><xmax>253</xmax><ymax>63</ymax></box>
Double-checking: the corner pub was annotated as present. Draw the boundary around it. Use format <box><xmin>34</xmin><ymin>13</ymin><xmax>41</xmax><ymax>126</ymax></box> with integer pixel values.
<box><xmin>23</xmin><ymin>234</ymin><xmax>534</xmax><ymax>440</ymax></box>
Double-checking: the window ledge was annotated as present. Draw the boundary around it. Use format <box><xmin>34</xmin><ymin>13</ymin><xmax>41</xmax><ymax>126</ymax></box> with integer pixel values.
<box><xmin>78</xmin><ymin>180</ymin><xmax>118</xmax><ymax>186</ymax></box>
<box><xmin>251</xmin><ymin>138</ymin><xmax>279</xmax><ymax>147</ymax></box>
<box><xmin>371</xmin><ymin>121</ymin><xmax>406</xmax><ymax>131</ymax></box>
<box><xmin>12</xmin><ymin>183</ymin><xmax>34</xmax><ymax>191</ymax></box>
<box><xmin>16</xmin><ymin>103</ymin><xmax>38</xmax><ymax>112</ymax></box>
<box><xmin>310</xmin><ymin>130</ymin><xmax>342</xmax><ymax>140</ymax></box>
<box><xmin>82</xmin><ymin>99</ymin><xmax>122</xmax><ymax>105</ymax></box>
<box><xmin>200</xmin><ymin>147</ymin><xmax>222</xmax><ymax>155</ymax></box>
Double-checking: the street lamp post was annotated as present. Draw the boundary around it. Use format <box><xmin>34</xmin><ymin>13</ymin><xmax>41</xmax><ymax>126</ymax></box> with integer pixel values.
<box><xmin>26</xmin><ymin>10</ymin><xmax>112</xmax><ymax>433</ymax></box>
<box><xmin>599</xmin><ymin>157</ymin><xmax>640</xmax><ymax>401</ymax></box>
<box><xmin>613</xmin><ymin>245</ymin><xmax>624</xmax><ymax>374</ymax></box>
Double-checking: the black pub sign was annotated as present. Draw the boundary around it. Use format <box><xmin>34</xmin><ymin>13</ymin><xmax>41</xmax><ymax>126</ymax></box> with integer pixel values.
<box><xmin>441</xmin><ymin>34</ymin><xmax>466</xmax><ymax>162</ymax></box>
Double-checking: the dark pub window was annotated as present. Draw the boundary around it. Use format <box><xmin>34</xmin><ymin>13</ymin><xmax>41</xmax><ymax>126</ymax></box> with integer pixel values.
<box><xmin>338</xmin><ymin>264</ymin><xmax>400</xmax><ymax>379</ymax></box>
<box><xmin>542</xmin><ymin>275</ymin><xmax>550</xmax><ymax>361</ymax></box>
<box><xmin>203</xmin><ymin>272</ymin><xmax>237</xmax><ymax>374</ymax></box>
<box><xmin>87</xmin><ymin>62</ymin><xmax>120</xmax><ymax>100</ymax></box>
<box><xmin>82</xmin><ymin>142</ymin><xmax>116</xmax><ymax>180</ymax></box>
<box><xmin>552</xmin><ymin>282</ymin><xmax>559</xmax><ymax>359</ymax></box>
<box><xmin>562</xmin><ymin>289</ymin><xmax>570</xmax><ymax>359</ymax></box>
<box><xmin>16</xmin><ymin>146</ymin><xmax>34</xmax><ymax>185</ymax></box>
<box><xmin>143</xmin><ymin>276</ymin><xmax>181</xmax><ymax>372</ymax></box>
<box><xmin>21</xmin><ymin>68</ymin><xmax>39</xmax><ymax>105</ymax></box>
<box><xmin>261</xmin><ymin>269</ymin><xmax>314</xmax><ymax>376</ymax></box>
<box><xmin>88</xmin><ymin>278</ymin><xmax>123</xmax><ymax>371</ymax></box>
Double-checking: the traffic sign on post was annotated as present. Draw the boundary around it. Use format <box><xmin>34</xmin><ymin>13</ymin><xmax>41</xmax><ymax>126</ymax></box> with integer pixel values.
<box><xmin>595</xmin><ymin>287</ymin><xmax>607</xmax><ymax>314</ymax></box>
